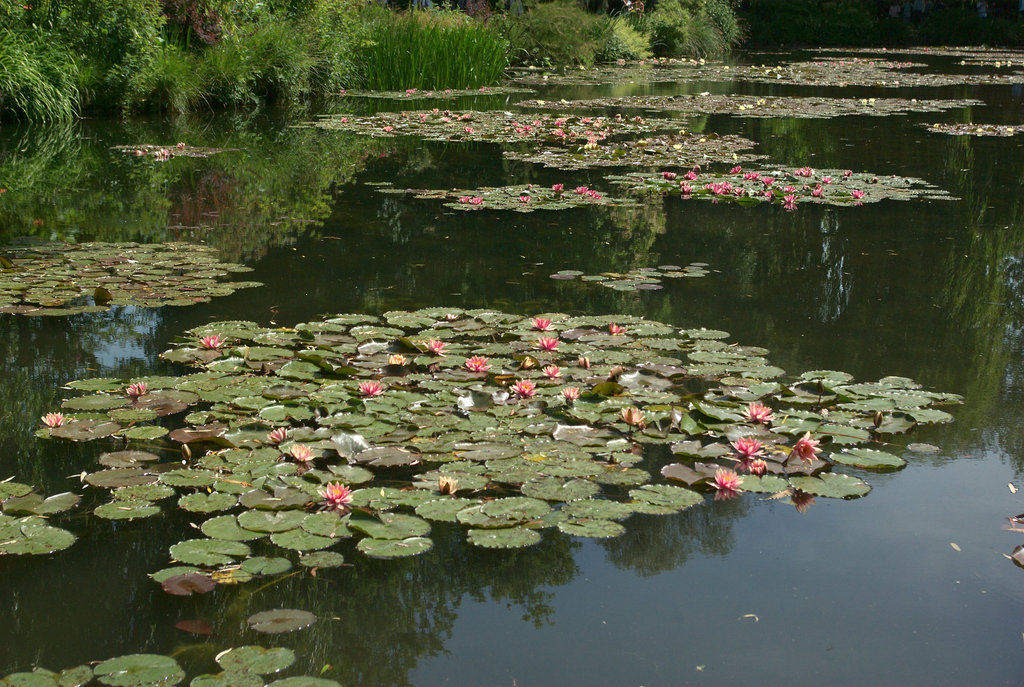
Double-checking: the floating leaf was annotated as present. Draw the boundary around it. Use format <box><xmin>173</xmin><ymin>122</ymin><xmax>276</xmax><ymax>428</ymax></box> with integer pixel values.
<box><xmin>557</xmin><ymin>518</ymin><xmax>625</xmax><ymax>538</ymax></box>
<box><xmin>832</xmin><ymin>448</ymin><xmax>906</xmax><ymax>469</ymax></box>
<box><xmin>94</xmin><ymin>500</ymin><xmax>160</xmax><ymax>521</ymax></box>
<box><xmin>93</xmin><ymin>654</ymin><xmax>184</xmax><ymax>687</ymax></box>
<box><xmin>348</xmin><ymin>512</ymin><xmax>430</xmax><ymax>539</ymax></box>
<box><xmin>240</xmin><ymin>557</ymin><xmax>293</xmax><ymax>575</ymax></box>
<box><xmin>789</xmin><ymin>474</ymin><xmax>871</xmax><ymax>499</ymax></box>
<box><xmin>466</xmin><ymin>526</ymin><xmax>541</xmax><ymax>548</ymax></box>
<box><xmin>628</xmin><ymin>484</ymin><xmax>703</xmax><ymax>514</ymax></box>
<box><xmin>299</xmin><ymin>551</ymin><xmax>345</xmax><ymax>568</ymax></box>
<box><xmin>246</xmin><ymin>609</ymin><xmax>317</xmax><ymax>634</ymax></box>
<box><xmin>357</xmin><ymin>536</ymin><xmax>433</xmax><ymax>558</ymax></box>
<box><xmin>169</xmin><ymin>539</ymin><xmax>250</xmax><ymax>566</ymax></box>
<box><xmin>217</xmin><ymin>646</ymin><xmax>295</xmax><ymax>675</ymax></box>
<box><xmin>161</xmin><ymin>573</ymin><xmax>215</xmax><ymax>596</ymax></box>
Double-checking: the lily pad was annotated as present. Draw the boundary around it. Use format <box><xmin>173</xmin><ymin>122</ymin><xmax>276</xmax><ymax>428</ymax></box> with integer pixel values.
<box><xmin>169</xmin><ymin>539</ymin><xmax>250</xmax><ymax>566</ymax></box>
<box><xmin>216</xmin><ymin>646</ymin><xmax>295</xmax><ymax>675</ymax></box>
<box><xmin>357</xmin><ymin>536</ymin><xmax>433</xmax><ymax>558</ymax></box>
<box><xmin>789</xmin><ymin>473</ymin><xmax>871</xmax><ymax>499</ymax></box>
<box><xmin>832</xmin><ymin>448</ymin><xmax>906</xmax><ymax>469</ymax></box>
<box><xmin>466</xmin><ymin>526</ymin><xmax>541</xmax><ymax>548</ymax></box>
<box><xmin>556</xmin><ymin>518</ymin><xmax>625</xmax><ymax>538</ymax></box>
<box><xmin>247</xmin><ymin>609</ymin><xmax>317</xmax><ymax>634</ymax></box>
<box><xmin>93</xmin><ymin>654</ymin><xmax>184</xmax><ymax>687</ymax></box>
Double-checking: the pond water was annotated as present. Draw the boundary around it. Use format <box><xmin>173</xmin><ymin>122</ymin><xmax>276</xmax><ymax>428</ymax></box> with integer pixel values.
<box><xmin>2</xmin><ymin>49</ymin><xmax>1024</xmax><ymax>685</ymax></box>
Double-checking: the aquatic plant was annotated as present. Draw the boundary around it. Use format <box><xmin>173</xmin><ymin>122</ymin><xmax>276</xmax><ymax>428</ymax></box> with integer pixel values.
<box><xmin>550</xmin><ymin>264</ymin><xmax>709</xmax><ymax>291</ymax></box>
<box><xmin>0</xmin><ymin>242</ymin><xmax>261</xmax><ymax>316</ymax></box>
<box><xmin>375</xmin><ymin>182</ymin><xmax>633</xmax><ymax>213</ymax></box>
<box><xmin>924</xmin><ymin>123</ymin><xmax>1024</xmax><ymax>137</ymax></box>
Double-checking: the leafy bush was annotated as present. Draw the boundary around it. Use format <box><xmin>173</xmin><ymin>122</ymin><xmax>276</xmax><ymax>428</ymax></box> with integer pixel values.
<box><xmin>358</xmin><ymin>8</ymin><xmax>509</xmax><ymax>90</ymax></box>
<box><xmin>498</xmin><ymin>0</ymin><xmax>609</xmax><ymax>67</ymax></box>
<box><xmin>0</xmin><ymin>29</ymin><xmax>80</xmax><ymax>122</ymax></box>
<box><xmin>597</xmin><ymin>17</ymin><xmax>653</xmax><ymax>62</ymax></box>
<box><xmin>646</xmin><ymin>0</ymin><xmax>735</xmax><ymax>58</ymax></box>
<box><xmin>122</xmin><ymin>43</ymin><xmax>205</xmax><ymax>113</ymax></box>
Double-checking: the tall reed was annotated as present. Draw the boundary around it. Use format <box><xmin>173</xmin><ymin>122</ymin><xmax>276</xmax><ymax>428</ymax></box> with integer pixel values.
<box><xmin>358</xmin><ymin>10</ymin><xmax>508</xmax><ymax>91</ymax></box>
<box><xmin>0</xmin><ymin>29</ymin><xmax>80</xmax><ymax>122</ymax></box>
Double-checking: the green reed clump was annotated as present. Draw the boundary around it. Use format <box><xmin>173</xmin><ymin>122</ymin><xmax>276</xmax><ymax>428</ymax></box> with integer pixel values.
<box><xmin>358</xmin><ymin>8</ymin><xmax>509</xmax><ymax>91</ymax></box>
<box><xmin>0</xmin><ymin>29</ymin><xmax>80</xmax><ymax>122</ymax></box>
<box><xmin>497</xmin><ymin>0</ymin><xmax>610</xmax><ymax>67</ymax></box>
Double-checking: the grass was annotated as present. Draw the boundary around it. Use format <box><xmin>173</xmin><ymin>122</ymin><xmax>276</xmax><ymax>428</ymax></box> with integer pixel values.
<box><xmin>358</xmin><ymin>9</ymin><xmax>509</xmax><ymax>91</ymax></box>
<box><xmin>0</xmin><ymin>29</ymin><xmax>79</xmax><ymax>122</ymax></box>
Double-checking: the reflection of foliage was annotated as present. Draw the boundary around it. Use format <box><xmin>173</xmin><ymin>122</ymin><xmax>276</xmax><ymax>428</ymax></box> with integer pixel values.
<box><xmin>0</xmin><ymin>112</ymin><xmax>394</xmax><ymax>262</ymax></box>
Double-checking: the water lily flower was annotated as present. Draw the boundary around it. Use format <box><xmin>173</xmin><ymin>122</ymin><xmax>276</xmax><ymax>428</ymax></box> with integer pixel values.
<box><xmin>585</xmin><ymin>190</ymin><xmax>602</xmax><ymax>199</ymax></box>
<box><xmin>199</xmin><ymin>334</ymin><xmax>225</xmax><ymax>350</ymax></box>
<box><xmin>744</xmin><ymin>402</ymin><xmax>774</xmax><ymax>424</ymax></box>
<box><xmin>519</xmin><ymin>195</ymin><xmax>530</xmax><ymax>203</ymax></box>
<box><xmin>464</xmin><ymin>127</ymin><xmax>474</xmax><ymax>134</ymax></box>
<box><xmin>562</xmin><ymin>386</ymin><xmax>581</xmax><ymax>401</ymax></box>
<box><xmin>511</xmin><ymin>379</ymin><xmax>537</xmax><ymax>398</ymax></box>
<box><xmin>811</xmin><ymin>185</ymin><xmax>824</xmax><ymax>198</ymax></box>
<box><xmin>426</xmin><ymin>339</ymin><xmax>446</xmax><ymax>355</ymax></box>
<box><xmin>532</xmin><ymin>317</ymin><xmax>553</xmax><ymax>331</ymax></box>
<box><xmin>851</xmin><ymin>190</ymin><xmax>865</xmax><ymax>199</ymax></box>
<box><xmin>680</xmin><ymin>183</ymin><xmax>693</xmax><ymax>196</ymax></box>
<box><xmin>822</xmin><ymin>176</ymin><xmax>833</xmax><ymax>184</ymax></box>
<box><xmin>552</xmin><ymin>183</ymin><xmax>564</xmax><ymax>192</ymax></box>
<box><xmin>289</xmin><ymin>444</ymin><xmax>315</xmax><ymax>464</ymax></box>
<box><xmin>761</xmin><ymin>176</ymin><xmax>775</xmax><ymax>186</ymax></box>
<box><xmin>792</xmin><ymin>432</ymin><xmax>822</xmax><ymax>462</ymax></box>
<box><xmin>359</xmin><ymin>380</ymin><xmax>385</xmax><ymax>397</ymax></box>
<box><xmin>609</xmin><ymin>323</ymin><xmax>625</xmax><ymax>335</ymax></box>
<box><xmin>620</xmin><ymin>407</ymin><xmax>646</xmax><ymax>427</ymax></box>
<box><xmin>783</xmin><ymin>186</ymin><xmax>796</xmax><ymax>193</ymax></box>
<box><xmin>175</xmin><ymin>142</ymin><xmax>186</xmax><ymax>150</ymax></box>
<box><xmin>730</xmin><ymin>165</ymin><xmax>743</xmax><ymax>174</ymax></box>
<box><xmin>712</xmin><ymin>468</ymin><xmax>743</xmax><ymax>495</ymax></box>
<box><xmin>684</xmin><ymin>170</ymin><xmax>698</xmax><ymax>181</ymax></box>
<box><xmin>458</xmin><ymin>196</ymin><xmax>471</xmax><ymax>204</ymax></box>
<box><xmin>537</xmin><ymin>337</ymin><xmax>560</xmax><ymax>351</ymax></box>
<box><xmin>574</xmin><ymin>186</ymin><xmax>589</xmax><ymax>195</ymax></box>
<box><xmin>843</xmin><ymin>169</ymin><xmax>853</xmax><ymax>178</ymax></box>
<box><xmin>383</xmin><ymin>125</ymin><xmax>394</xmax><ymax>132</ymax></box>
<box><xmin>732</xmin><ymin>437</ymin><xmax>764</xmax><ymax>459</ymax></box>
<box><xmin>783</xmin><ymin>194</ymin><xmax>797</xmax><ymax>210</ymax></box>
<box><xmin>661</xmin><ymin>171</ymin><xmax>677</xmax><ymax>180</ymax></box>
<box><xmin>318</xmin><ymin>482</ymin><xmax>353</xmax><ymax>511</ymax></box>
<box><xmin>749</xmin><ymin>458</ymin><xmax>768</xmax><ymax>476</ymax></box>
<box><xmin>267</xmin><ymin>427</ymin><xmax>288</xmax><ymax>444</ymax></box>
<box><xmin>542</xmin><ymin>365</ymin><xmax>561</xmax><ymax>379</ymax></box>
<box><xmin>388</xmin><ymin>354</ymin><xmax>407</xmax><ymax>366</ymax></box>
<box><xmin>469</xmin><ymin>197</ymin><xmax>483</xmax><ymax>205</ymax></box>
<box><xmin>41</xmin><ymin>412</ymin><xmax>66</xmax><ymax>428</ymax></box>
<box><xmin>795</xmin><ymin>166</ymin><xmax>813</xmax><ymax>177</ymax></box>
<box><xmin>438</xmin><ymin>475</ymin><xmax>459</xmax><ymax>494</ymax></box>
<box><xmin>763</xmin><ymin>189</ymin><xmax>774</xmax><ymax>198</ymax></box>
<box><xmin>125</xmin><ymin>382</ymin><xmax>148</xmax><ymax>398</ymax></box>
<box><xmin>465</xmin><ymin>355</ymin><xmax>491</xmax><ymax>372</ymax></box>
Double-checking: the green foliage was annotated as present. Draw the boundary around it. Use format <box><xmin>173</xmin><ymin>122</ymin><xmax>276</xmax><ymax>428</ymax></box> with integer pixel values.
<box><xmin>498</xmin><ymin>0</ymin><xmax>609</xmax><ymax>67</ymax></box>
<box><xmin>645</xmin><ymin>0</ymin><xmax>738</xmax><ymax>58</ymax></box>
<box><xmin>597</xmin><ymin>17</ymin><xmax>652</xmax><ymax>62</ymax></box>
<box><xmin>123</xmin><ymin>43</ymin><xmax>205</xmax><ymax>113</ymax></box>
<box><xmin>357</xmin><ymin>8</ymin><xmax>509</xmax><ymax>90</ymax></box>
<box><xmin>0</xmin><ymin>29</ymin><xmax>79</xmax><ymax>122</ymax></box>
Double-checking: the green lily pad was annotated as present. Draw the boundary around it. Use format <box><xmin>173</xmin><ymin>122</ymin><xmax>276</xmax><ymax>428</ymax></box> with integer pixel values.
<box><xmin>357</xmin><ymin>536</ymin><xmax>433</xmax><ymax>558</ymax></box>
<box><xmin>216</xmin><ymin>646</ymin><xmax>295</xmax><ymax>675</ymax></box>
<box><xmin>415</xmin><ymin>497</ymin><xmax>483</xmax><ymax>523</ymax></box>
<box><xmin>299</xmin><ymin>551</ymin><xmax>345</xmax><ymax>568</ymax></box>
<box><xmin>179</xmin><ymin>492</ymin><xmax>238</xmax><ymax>513</ymax></box>
<box><xmin>521</xmin><ymin>477</ymin><xmax>600</xmax><ymax>502</ymax></box>
<box><xmin>93</xmin><ymin>654</ymin><xmax>184</xmax><ymax>687</ymax></box>
<box><xmin>94</xmin><ymin>500</ymin><xmax>161</xmax><ymax>521</ymax></box>
<box><xmin>348</xmin><ymin>512</ymin><xmax>430</xmax><ymax>539</ymax></box>
<box><xmin>201</xmin><ymin>515</ymin><xmax>265</xmax><ymax>542</ymax></box>
<box><xmin>628</xmin><ymin>484</ymin><xmax>703</xmax><ymax>514</ymax></box>
<box><xmin>300</xmin><ymin>511</ymin><xmax>351</xmax><ymax>538</ymax></box>
<box><xmin>247</xmin><ymin>609</ymin><xmax>317</xmax><ymax>634</ymax></box>
<box><xmin>270</xmin><ymin>529</ymin><xmax>338</xmax><ymax>551</ymax></box>
<box><xmin>789</xmin><ymin>473</ymin><xmax>871</xmax><ymax>499</ymax></box>
<box><xmin>237</xmin><ymin>509</ymin><xmax>306</xmax><ymax>533</ymax></box>
<box><xmin>240</xmin><ymin>557</ymin><xmax>293</xmax><ymax>575</ymax></box>
<box><xmin>3</xmin><ymin>492</ymin><xmax>80</xmax><ymax>516</ymax></box>
<box><xmin>466</xmin><ymin>526</ymin><xmax>541</xmax><ymax>549</ymax></box>
<box><xmin>562</xmin><ymin>499</ymin><xmax>635</xmax><ymax>521</ymax></box>
<box><xmin>557</xmin><ymin>518</ymin><xmax>626</xmax><ymax>538</ymax></box>
<box><xmin>832</xmin><ymin>448</ymin><xmax>906</xmax><ymax>469</ymax></box>
<box><xmin>265</xmin><ymin>678</ymin><xmax>341</xmax><ymax>687</ymax></box>
<box><xmin>169</xmin><ymin>539</ymin><xmax>250</xmax><ymax>566</ymax></box>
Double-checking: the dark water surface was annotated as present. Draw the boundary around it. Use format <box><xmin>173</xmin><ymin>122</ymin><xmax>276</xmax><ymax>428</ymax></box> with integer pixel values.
<box><xmin>2</xmin><ymin>51</ymin><xmax>1024</xmax><ymax>685</ymax></box>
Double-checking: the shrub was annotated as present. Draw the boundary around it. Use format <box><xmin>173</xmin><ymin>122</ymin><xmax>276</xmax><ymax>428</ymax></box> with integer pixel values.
<box><xmin>0</xmin><ymin>29</ymin><xmax>80</xmax><ymax>122</ymax></box>
<box><xmin>499</xmin><ymin>0</ymin><xmax>609</xmax><ymax>67</ymax></box>
<box><xmin>598</xmin><ymin>17</ymin><xmax>653</xmax><ymax>62</ymax></box>
<box><xmin>122</xmin><ymin>43</ymin><xmax>205</xmax><ymax>113</ymax></box>
<box><xmin>647</xmin><ymin>0</ymin><xmax>735</xmax><ymax>58</ymax></box>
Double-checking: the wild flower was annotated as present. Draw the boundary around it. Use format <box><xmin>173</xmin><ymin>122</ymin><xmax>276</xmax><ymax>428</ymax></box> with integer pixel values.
<box><xmin>359</xmin><ymin>380</ymin><xmax>385</xmax><ymax>397</ymax></box>
<box><xmin>318</xmin><ymin>482</ymin><xmax>353</xmax><ymax>511</ymax></box>
<box><xmin>41</xmin><ymin>412</ymin><xmax>66</xmax><ymax>428</ymax></box>
<box><xmin>537</xmin><ymin>337</ymin><xmax>559</xmax><ymax>351</ymax></box>
<box><xmin>792</xmin><ymin>432</ymin><xmax>822</xmax><ymax>462</ymax></box>
<box><xmin>125</xmin><ymin>382</ymin><xmax>148</xmax><ymax>398</ymax></box>
<box><xmin>511</xmin><ymin>379</ymin><xmax>537</xmax><ymax>398</ymax></box>
<box><xmin>199</xmin><ymin>334</ymin><xmax>225</xmax><ymax>350</ymax></box>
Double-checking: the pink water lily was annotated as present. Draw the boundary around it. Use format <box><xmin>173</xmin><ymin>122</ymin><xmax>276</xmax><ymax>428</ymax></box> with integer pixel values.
<box><xmin>843</xmin><ymin>169</ymin><xmax>853</xmax><ymax>178</ymax></box>
<box><xmin>730</xmin><ymin>165</ymin><xmax>743</xmax><ymax>174</ymax></box>
<box><xmin>319</xmin><ymin>482</ymin><xmax>353</xmax><ymax>511</ymax></box>
<box><xmin>744</xmin><ymin>402</ymin><xmax>774</xmax><ymax>424</ymax></box>
<box><xmin>267</xmin><ymin>427</ymin><xmax>288</xmax><ymax>444</ymax></box>
<box><xmin>792</xmin><ymin>432</ymin><xmax>822</xmax><ymax>462</ymax></box>
<box><xmin>552</xmin><ymin>183</ymin><xmax>564</xmax><ymax>192</ymax></box>
<box><xmin>542</xmin><ymin>365</ymin><xmax>561</xmax><ymax>379</ymax></box>
<box><xmin>511</xmin><ymin>379</ymin><xmax>537</xmax><ymax>399</ymax></box>
<box><xmin>537</xmin><ymin>337</ymin><xmax>560</xmax><ymax>351</ymax></box>
<box><xmin>732</xmin><ymin>437</ymin><xmax>764</xmax><ymax>459</ymax></box>
<box><xmin>465</xmin><ymin>355</ymin><xmax>491</xmax><ymax>372</ymax></box>
<box><xmin>811</xmin><ymin>185</ymin><xmax>824</xmax><ymax>198</ymax></box>
<box><xmin>620</xmin><ymin>407</ymin><xmax>646</xmax><ymax>427</ymax></box>
<box><xmin>684</xmin><ymin>170</ymin><xmax>698</xmax><ymax>181</ymax></box>
<box><xmin>851</xmin><ymin>190</ymin><xmax>865</xmax><ymax>200</ymax></box>
<box><xmin>458</xmin><ymin>196</ymin><xmax>471</xmax><ymax>204</ymax></box>
<box><xmin>289</xmin><ymin>444</ymin><xmax>315</xmax><ymax>464</ymax></box>
<box><xmin>388</xmin><ymin>354</ymin><xmax>408</xmax><ymax>366</ymax></box>
<box><xmin>125</xmin><ymin>382</ymin><xmax>148</xmax><ymax>398</ymax></box>
<box><xmin>41</xmin><ymin>412</ymin><xmax>66</xmax><ymax>428</ymax></box>
<box><xmin>359</xmin><ymin>380</ymin><xmax>385</xmax><ymax>397</ymax></box>
<box><xmin>713</xmin><ymin>468</ymin><xmax>743</xmax><ymax>495</ymax></box>
<box><xmin>661</xmin><ymin>171</ymin><xmax>677</xmax><ymax>180</ymax></box>
<box><xmin>531</xmin><ymin>317</ymin><xmax>553</xmax><ymax>331</ymax></box>
<box><xmin>680</xmin><ymin>183</ymin><xmax>693</xmax><ymax>195</ymax></box>
<box><xmin>562</xmin><ymin>386</ymin><xmax>581</xmax><ymax>401</ymax></box>
<box><xmin>199</xmin><ymin>334</ymin><xmax>225</xmax><ymax>350</ymax></box>
<box><xmin>519</xmin><ymin>195</ymin><xmax>530</xmax><ymax>203</ymax></box>
<box><xmin>469</xmin><ymin>197</ymin><xmax>483</xmax><ymax>205</ymax></box>
<box><xmin>608</xmin><ymin>323</ymin><xmax>625</xmax><ymax>335</ymax></box>
<box><xmin>426</xmin><ymin>339</ymin><xmax>446</xmax><ymax>355</ymax></box>
<box><xmin>749</xmin><ymin>458</ymin><xmax>768</xmax><ymax>476</ymax></box>
<box><xmin>574</xmin><ymin>186</ymin><xmax>589</xmax><ymax>195</ymax></box>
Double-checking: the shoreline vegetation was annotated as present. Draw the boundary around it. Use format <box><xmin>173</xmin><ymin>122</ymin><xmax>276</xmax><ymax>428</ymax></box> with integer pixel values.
<box><xmin>0</xmin><ymin>0</ymin><xmax>1021</xmax><ymax>123</ymax></box>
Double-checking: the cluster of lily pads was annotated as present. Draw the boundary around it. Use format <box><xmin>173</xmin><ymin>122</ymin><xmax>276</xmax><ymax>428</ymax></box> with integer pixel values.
<box><xmin>509</xmin><ymin>58</ymin><xmax>1024</xmax><ymax>88</ymax></box>
<box><xmin>924</xmin><ymin>123</ymin><xmax>1024</xmax><ymax>137</ymax></box>
<box><xmin>0</xmin><ymin>242</ymin><xmax>261</xmax><ymax>315</ymax></box>
<box><xmin>373</xmin><ymin>182</ymin><xmax>633</xmax><ymax>213</ymax></box>
<box><xmin>338</xmin><ymin>85</ymin><xmax>532</xmax><ymax>100</ymax></box>
<box><xmin>0</xmin><ymin>644</ymin><xmax>342</xmax><ymax>686</ymax></box>
<box><xmin>309</xmin><ymin>109</ymin><xmax>763</xmax><ymax>170</ymax></box>
<box><xmin>549</xmin><ymin>264</ymin><xmax>709</xmax><ymax>290</ymax></box>
<box><xmin>606</xmin><ymin>166</ymin><xmax>953</xmax><ymax>208</ymax></box>
<box><xmin>519</xmin><ymin>94</ymin><xmax>983</xmax><ymax>120</ymax></box>
<box><xmin>26</xmin><ymin>309</ymin><xmax>959</xmax><ymax>585</ymax></box>
<box><xmin>813</xmin><ymin>46</ymin><xmax>1024</xmax><ymax>64</ymax></box>
<box><xmin>115</xmin><ymin>143</ymin><xmax>235</xmax><ymax>161</ymax></box>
